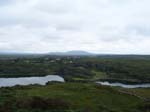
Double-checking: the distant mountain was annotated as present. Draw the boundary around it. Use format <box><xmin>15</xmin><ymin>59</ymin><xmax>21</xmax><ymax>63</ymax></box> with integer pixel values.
<box><xmin>0</xmin><ymin>52</ymin><xmax>26</xmax><ymax>55</ymax></box>
<box><xmin>0</xmin><ymin>50</ymin><xmax>94</xmax><ymax>56</ymax></box>
<box><xmin>48</xmin><ymin>50</ymin><xmax>94</xmax><ymax>56</ymax></box>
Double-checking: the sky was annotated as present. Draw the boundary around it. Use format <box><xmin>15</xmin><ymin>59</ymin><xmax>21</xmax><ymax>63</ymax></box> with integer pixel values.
<box><xmin>0</xmin><ymin>0</ymin><xmax>150</xmax><ymax>54</ymax></box>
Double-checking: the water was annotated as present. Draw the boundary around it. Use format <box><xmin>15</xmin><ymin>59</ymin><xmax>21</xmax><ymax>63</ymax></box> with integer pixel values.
<box><xmin>1</xmin><ymin>75</ymin><xmax>150</xmax><ymax>88</ymax></box>
<box><xmin>0</xmin><ymin>75</ymin><xmax>65</xmax><ymax>87</ymax></box>
<box><xmin>96</xmin><ymin>81</ymin><xmax>150</xmax><ymax>88</ymax></box>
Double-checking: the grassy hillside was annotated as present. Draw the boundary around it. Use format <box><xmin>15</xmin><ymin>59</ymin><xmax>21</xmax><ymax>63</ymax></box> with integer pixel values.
<box><xmin>0</xmin><ymin>82</ymin><xmax>149</xmax><ymax>112</ymax></box>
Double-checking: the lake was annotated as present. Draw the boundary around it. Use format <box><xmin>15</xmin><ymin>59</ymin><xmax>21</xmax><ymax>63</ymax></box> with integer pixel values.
<box><xmin>96</xmin><ymin>81</ymin><xmax>150</xmax><ymax>88</ymax></box>
<box><xmin>0</xmin><ymin>75</ymin><xmax>65</xmax><ymax>87</ymax></box>
<box><xmin>1</xmin><ymin>76</ymin><xmax>150</xmax><ymax>88</ymax></box>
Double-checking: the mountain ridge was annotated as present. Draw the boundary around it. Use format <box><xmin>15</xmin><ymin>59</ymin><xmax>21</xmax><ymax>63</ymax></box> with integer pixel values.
<box><xmin>48</xmin><ymin>50</ymin><xmax>94</xmax><ymax>56</ymax></box>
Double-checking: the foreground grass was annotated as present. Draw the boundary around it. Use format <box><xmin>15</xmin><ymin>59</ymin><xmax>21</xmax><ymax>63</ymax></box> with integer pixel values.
<box><xmin>0</xmin><ymin>83</ymin><xmax>149</xmax><ymax>112</ymax></box>
<box><xmin>117</xmin><ymin>87</ymin><xmax>150</xmax><ymax>99</ymax></box>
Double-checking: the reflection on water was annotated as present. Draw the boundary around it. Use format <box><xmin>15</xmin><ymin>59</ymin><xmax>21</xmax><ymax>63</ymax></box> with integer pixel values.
<box><xmin>96</xmin><ymin>81</ymin><xmax>150</xmax><ymax>88</ymax></box>
<box><xmin>0</xmin><ymin>75</ymin><xmax>65</xmax><ymax>87</ymax></box>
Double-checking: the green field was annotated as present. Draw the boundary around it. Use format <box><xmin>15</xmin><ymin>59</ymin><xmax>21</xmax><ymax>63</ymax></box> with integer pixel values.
<box><xmin>0</xmin><ymin>82</ymin><xmax>149</xmax><ymax>112</ymax></box>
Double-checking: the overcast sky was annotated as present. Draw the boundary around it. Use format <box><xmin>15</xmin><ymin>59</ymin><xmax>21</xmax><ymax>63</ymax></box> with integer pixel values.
<box><xmin>0</xmin><ymin>0</ymin><xmax>150</xmax><ymax>54</ymax></box>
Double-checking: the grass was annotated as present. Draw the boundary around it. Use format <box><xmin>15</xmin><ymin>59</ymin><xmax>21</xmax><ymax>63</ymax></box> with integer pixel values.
<box><xmin>117</xmin><ymin>87</ymin><xmax>150</xmax><ymax>99</ymax></box>
<box><xmin>92</xmin><ymin>70</ymin><xmax>108</xmax><ymax>80</ymax></box>
<box><xmin>0</xmin><ymin>82</ymin><xmax>149</xmax><ymax>112</ymax></box>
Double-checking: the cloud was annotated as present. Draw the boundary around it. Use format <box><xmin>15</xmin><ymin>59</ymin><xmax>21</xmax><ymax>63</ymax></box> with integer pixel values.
<box><xmin>0</xmin><ymin>0</ymin><xmax>150</xmax><ymax>54</ymax></box>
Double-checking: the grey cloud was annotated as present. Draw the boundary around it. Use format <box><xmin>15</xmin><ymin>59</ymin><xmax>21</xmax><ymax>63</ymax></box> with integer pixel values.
<box><xmin>0</xmin><ymin>0</ymin><xmax>150</xmax><ymax>54</ymax></box>
<box><xmin>56</xmin><ymin>24</ymin><xmax>81</xmax><ymax>31</ymax></box>
<box><xmin>0</xmin><ymin>0</ymin><xmax>14</xmax><ymax>6</ymax></box>
<box><xmin>126</xmin><ymin>25</ymin><xmax>150</xmax><ymax>37</ymax></box>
